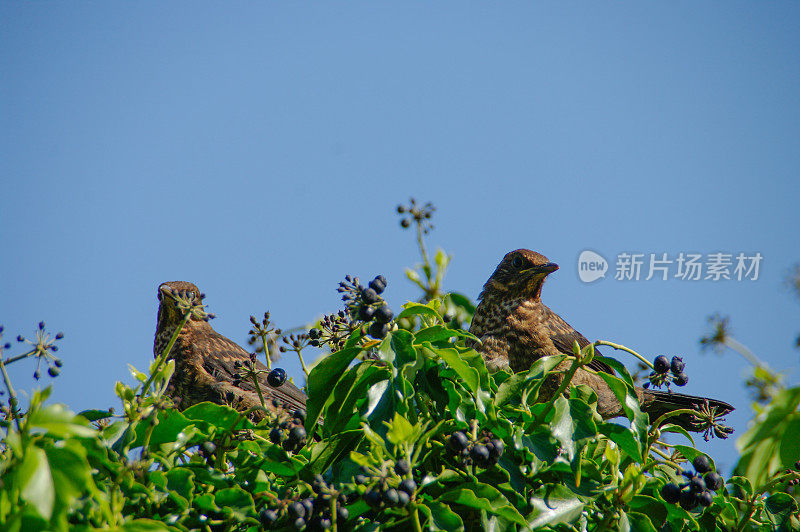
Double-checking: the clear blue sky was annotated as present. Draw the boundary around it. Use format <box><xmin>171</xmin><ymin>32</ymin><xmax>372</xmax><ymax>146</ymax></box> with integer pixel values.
<box><xmin>2</xmin><ymin>3</ymin><xmax>798</xmax><ymax>472</ymax></box>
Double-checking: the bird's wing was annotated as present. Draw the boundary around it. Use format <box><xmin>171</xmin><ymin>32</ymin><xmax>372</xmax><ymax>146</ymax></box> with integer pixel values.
<box><xmin>543</xmin><ymin>306</ymin><xmax>615</xmax><ymax>375</ymax></box>
<box><xmin>198</xmin><ymin>329</ymin><xmax>308</xmax><ymax>413</ymax></box>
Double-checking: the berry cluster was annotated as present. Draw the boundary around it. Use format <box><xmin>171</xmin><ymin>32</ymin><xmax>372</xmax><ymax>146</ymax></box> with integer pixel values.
<box><xmin>447</xmin><ymin>430</ymin><xmax>505</xmax><ymax>468</ymax></box>
<box><xmin>268</xmin><ymin>408</ymin><xmax>307</xmax><ymax>453</ymax></box>
<box><xmin>660</xmin><ymin>455</ymin><xmax>723</xmax><ymax>510</ymax></box>
<box><xmin>356</xmin><ymin>460</ymin><xmax>417</xmax><ymax>511</ymax></box>
<box><xmin>259</xmin><ymin>475</ymin><xmax>348</xmax><ymax>530</ymax></box>
<box><xmin>645</xmin><ymin>355</ymin><xmax>688</xmax><ymax>389</ymax></box>
<box><xmin>310</xmin><ymin>310</ymin><xmax>359</xmax><ymax>351</ymax></box>
<box><xmin>247</xmin><ymin>312</ymin><xmax>282</xmax><ymax>362</ymax></box>
<box><xmin>334</xmin><ymin>274</ymin><xmax>395</xmax><ymax>340</ymax></box>
<box><xmin>397</xmin><ymin>198</ymin><xmax>435</xmax><ymax>234</ymax></box>
<box><xmin>3</xmin><ymin>322</ymin><xmax>65</xmax><ymax>381</ymax></box>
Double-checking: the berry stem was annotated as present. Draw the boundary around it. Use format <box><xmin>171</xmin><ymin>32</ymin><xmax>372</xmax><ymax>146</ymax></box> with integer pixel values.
<box><xmin>411</xmin><ymin>503</ymin><xmax>423</xmax><ymax>532</ymax></box>
<box><xmin>595</xmin><ymin>340</ymin><xmax>654</xmax><ymax>370</ymax></box>
<box><xmin>0</xmin><ymin>354</ymin><xmax>22</xmax><ymax>432</ymax></box>
<box><xmin>250</xmin><ymin>372</ymin><xmax>266</xmax><ymax>408</ymax></box>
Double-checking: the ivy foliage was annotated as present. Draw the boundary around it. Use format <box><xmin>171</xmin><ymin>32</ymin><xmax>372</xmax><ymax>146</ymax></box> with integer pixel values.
<box><xmin>1</xmin><ymin>200</ymin><xmax>799</xmax><ymax>531</ymax></box>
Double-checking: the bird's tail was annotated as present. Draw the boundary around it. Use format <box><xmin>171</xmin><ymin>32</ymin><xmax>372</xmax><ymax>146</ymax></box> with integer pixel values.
<box><xmin>641</xmin><ymin>389</ymin><xmax>734</xmax><ymax>433</ymax></box>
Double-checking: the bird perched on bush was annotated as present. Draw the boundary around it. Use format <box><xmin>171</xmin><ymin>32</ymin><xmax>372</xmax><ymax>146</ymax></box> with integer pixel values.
<box><xmin>153</xmin><ymin>281</ymin><xmax>307</xmax><ymax>417</ymax></box>
<box><xmin>469</xmin><ymin>249</ymin><xmax>733</xmax><ymax>433</ymax></box>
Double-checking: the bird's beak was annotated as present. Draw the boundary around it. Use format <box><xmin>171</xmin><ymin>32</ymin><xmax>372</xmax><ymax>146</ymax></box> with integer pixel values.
<box><xmin>539</xmin><ymin>262</ymin><xmax>559</xmax><ymax>274</ymax></box>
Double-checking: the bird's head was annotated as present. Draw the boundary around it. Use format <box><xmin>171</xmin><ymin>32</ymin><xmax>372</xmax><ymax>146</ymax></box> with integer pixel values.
<box><xmin>479</xmin><ymin>249</ymin><xmax>559</xmax><ymax>300</ymax></box>
<box><xmin>157</xmin><ymin>281</ymin><xmax>210</xmax><ymax>326</ymax></box>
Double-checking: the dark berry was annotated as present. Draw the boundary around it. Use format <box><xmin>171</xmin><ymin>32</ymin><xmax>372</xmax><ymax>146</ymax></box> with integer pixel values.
<box><xmin>368</xmin><ymin>321</ymin><xmax>390</xmax><ymax>339</ymax></box>
<box><xmin>693</xmin><ymin>455</ymin><xmax>712</xmax><ymax>474</ymax></box>
<box><xmin>399</xmin><ymin>478</ymin><xmax>416</xmax><ymax>495</ymax></box>
<box><xmin>704</xmin><ymin>471</ymin><xmax>723</xmax><ymax>491</ymax></box>
<box><xmin>288</xmin><ymin>501</ymin><xmax>306</xmax><ymax>519</ymax></box>
<box><xmin>318</xmin><ymin>518</ymin><xmax>332</xmax><ymax>529</ymax></box>
<box><xmin>369</xmin><ymin>276</ymin><xmax>387</xmax><ymax>294</ymax></box>
<box><xmin>365</xmin><ymin>489</ymin><xmax>381</xmax><ymax>508</ymax></box>
<box><xmin>661</xmin><ymin>483</ymin><xmax>681</xmax><ymax>504</ymax></box>
<box><xmin>293</xmin><ymin>409</ymin><xmax>306</xmax><ymax>423</ymax></box>
<box><xmin>679</xmin><ymin>489</ymin><xmax>697</xmax><ymax>510</ymax></box>
<box><xmin>673</xmin><ymin>372</ymin><xmax>689</xmax><ymax>386</ymax></box>
<box><xmin>400</xmin><ymin>219</ymin><xmax>410</xmax><ymax>228</ymax></box>
<box><xmin>292</xmin><ymin>517</ymin><xmax>305</xmax><ymax>530</ymax></box>
<box><xmin>337</xmin><ymin>507</ymin><xmax>349</xmax><ymax>521</ymax></box>
<box><xmin>53</xmin><ymin>359</ymin><xmax>63</xmax><ymax>367</ymax></box>
<box><xmin>670</xmin><ymin>356</ymin><xmax>685</xmax><ymax>375</ymax></box>
<box><xmin>33</xmin><ymin>370</ymin><xmax>40</xmax><ymax>380</ymax></box>
<box><xmin>471</xmin><ymin>444</ymin><xmax>490</xmax><ymax>466</ymax></box>
<box><xmin>489</xmin><ymin>439</ymin><xmax>504</xmax><ymax>461</ymax></box>
<box><xmin>267</xmin><ymin>368</ymin><xmax>287</xmax><ymax>387</ymax></box>
<box><xmin>697</xmin><ymin>490</ymin><xmax>714</xmax><ymax>507</ymax></box>
<box><xmin>449</xmin><ymin>431</ymin><xmax>469</xmax><ymax>451</ymax></box>
<box><xmin>269</xmin><ymin>428</ymin><xmax>283</xmax><ymax>444</ymax></box>
<box><xmin>374</xmin><ymin>305</ymin><xmax>394</xmax><ymax>324</ymax></box>
<box><xmin>361</xmin><ymin>288</ymin><xmax>380</xmax><ymax>304</ymax></box>
<box><xmin>289</xmin><ymin>426</ymin><xmax>307</xmax><ymax>444</ymax></box>
<box><xmin>359</xmin><ymin>305</ymin><xmax>375</xmax><ymax>321</ymax></box>
<box><xmin>259</xmin><ymin>508</ymin><xmax>278</xmax><ymax>527</ymax></box>
<box><xmin>48</xmin><ymin>367</ymin><xmax>60</xmax><ymax>377</ymax></box>
<box><xmin>689</xmin><ymin>475</ymin><xmax>706</xmax><ymax>493</ymax></box>
<box><xmin>39</xmin><ymin>321</ymin><xmax>45</xmax><ymax>330</ymax></box>
<box><xmin>654</xmin><ymin>355</ymin><xmax>669</xmax><ymax>373</ymax></box>
<box><xmin>312</xmin><ymin>474</ymin><xmax>326</xmax><ymax>493</ymax></box>
<box><xmin>55</xmin><ymin>332</ymin><xmax>64</xmax><ymax>340</ymax></box>
<box><xmin>383</xmin><ymin>488</ymin><xmax>399</xmax><ymax>506</ymax></box>
<box><xmin>301</xmin><ymin>498</ymin><xmax>314</xmax><ymax>517</ymax></box>
<box><xmin>397</xmin><ymin>490</ymin><xmax>410</xmax><ymax>507</ymax></box>
<box><xmin>395</xmin><ymin>459</ymin><xmax>410</xmax><ymax>476</ymax></box>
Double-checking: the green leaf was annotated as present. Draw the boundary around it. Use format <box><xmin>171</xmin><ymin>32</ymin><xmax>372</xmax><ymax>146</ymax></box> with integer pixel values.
<box><xmin>765</xmin><ymin>492</ymin><xmax>798</xmax><ymax>515</ymax></box>
<box><xmin>325</xmin><ymin>362</ymin><xmax>390</xmax><ymax>434</ymax></box>
<box><xmin>414</xmin><ymin>325</ymin><xmax>457</xmax><ymax>344</ymax></box>
<box><xmin>439</xmin><ymin>483</ymin><xmax>527</xmax><ymax>526</ymax></box>
<box><xmin>418</xmin><ymin>500</ymin><xmax>465</xmax><ymax>531</ymax></box>
<box><xmin>420</xmin><ymin>343</ymin><xmax>479</xmax><ymax>393</ymax></box>
<box><xmin>672</xmin><ymin>446</ymin><xmax>715</xmax><ymax>471</ymax></box>
<box><xmin>551</xmin><ymin>396</ymin><xmax>576</xmax><ymax>461</ymax></box>
<box><xmin>181</xmin><ymin>402</ymin><xmax>251</xmax><ymax>432</ymax></box>
<box><xmin>494</xmin><ymin>355</ymin><xmax>566</xmax><ymax>406</ymax></box>
<box><xmin>77</xmin><ymin>409</ymin><xmax>115</xmax><ymax>422</ymax></box>
<box><xmin>214</xmin><ymin>487</ymin><xmax>254</xmax><ymax>510</ymax></box>
<box><xmin>305</xmin><ymin>346</ymin><xmax>362</xmax><ymax>433</ymax></box>
<box><xmin>599</xmin><ymin>423</ymin><xmax>642</xmax><ymax>462</ymax></box>
<box><xmin>526</xmin><ymin>484</ymin><xmax>584</xmax><ymax>528</ymax></box>
<box><xmin>27</xmin><ymin>404</ymin><xmax>96</xmax><ymax>438</ymax></box>
<box><xmin>166</xmin><ymin>468</ymin><xmax>195</xmax><ymax>502</ymax></box>
<box><xmin>17</xmin><ymin>447</ymin><xmax>55</xmax><ymax>519</ymax></box>
<box><xmin>391</xmin><ymin>329</ymin><xmax>418</xmax><ymax>367</ymax></box>
<box><xmin>397</xmin><ymin>302</ymin><xmax>443</xmax><ymax>324</ymax></box>
<box><xmin>305</xmin><ymin>430</ymin><xmax>362</xmax><ymax>475</ymax></box>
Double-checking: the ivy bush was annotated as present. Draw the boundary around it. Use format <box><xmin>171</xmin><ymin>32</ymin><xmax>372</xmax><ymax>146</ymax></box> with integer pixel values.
<box><xmin>1</xmin><ymin>200</ymin><xmax>798</xmax><ymax>531</ymax></box>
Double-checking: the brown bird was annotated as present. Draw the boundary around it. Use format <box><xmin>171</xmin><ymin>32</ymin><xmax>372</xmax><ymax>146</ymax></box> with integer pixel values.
<box><xmin>154</xmin><ymin>281</ymin><xmax>307</xmax><ymax>417</ymax></box>
<box><xmin>469</xmin><ymin>249</ymin><xmax>733</xmax><ymax>432</ymax></box>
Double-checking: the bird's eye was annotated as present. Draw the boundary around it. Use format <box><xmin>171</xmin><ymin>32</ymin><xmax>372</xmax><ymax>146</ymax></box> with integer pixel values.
<box><xmin>512</xmin><ymin>256</ymin><xmax>524</xmax><ymax>268</ymax></box>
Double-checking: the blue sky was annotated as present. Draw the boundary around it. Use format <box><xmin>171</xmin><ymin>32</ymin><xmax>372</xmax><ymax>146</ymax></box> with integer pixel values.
<box><xmin>2</xmin><ymin>3</ymin><xmax>798</xmax><ymax>471</ymax></box>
